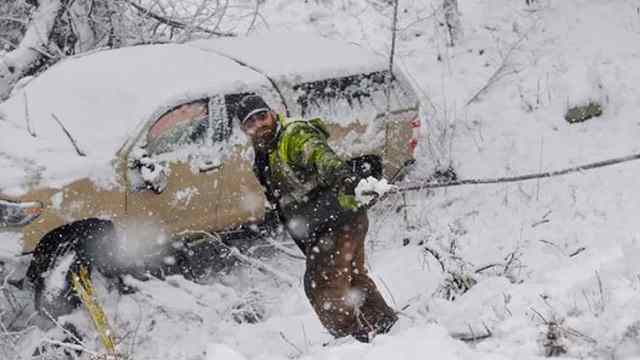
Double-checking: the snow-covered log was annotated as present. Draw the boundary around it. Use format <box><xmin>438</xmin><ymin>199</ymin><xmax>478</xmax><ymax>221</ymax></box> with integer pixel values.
<box><xmin>0</xmin><ymin>0</ymin><xmax>67</xmax><ymax>100</ymax></box>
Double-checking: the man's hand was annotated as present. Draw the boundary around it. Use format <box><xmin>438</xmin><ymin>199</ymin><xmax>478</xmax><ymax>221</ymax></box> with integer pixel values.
<box><xmin>354</xmin><ymin>177</ymin><xmax>397</xmax><ymax>207</ymax></box>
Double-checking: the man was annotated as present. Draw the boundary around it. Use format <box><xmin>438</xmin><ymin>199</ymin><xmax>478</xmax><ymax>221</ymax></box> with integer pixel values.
<box><xmin>236</xmin><ymin>94</ymin><xmax>398</xmax><ymax>343</ymax></box>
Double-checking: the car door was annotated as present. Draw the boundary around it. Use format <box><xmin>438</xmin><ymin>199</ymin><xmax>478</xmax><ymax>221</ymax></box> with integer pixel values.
<box><xmin>126</xmin><ymin>96</ymin><xmax>226</xmax><ymax>236</ymax></box>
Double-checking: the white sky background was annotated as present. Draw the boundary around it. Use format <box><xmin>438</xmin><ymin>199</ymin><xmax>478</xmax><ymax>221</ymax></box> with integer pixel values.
<box><xmin>3</xmin><ymin>0</ymin><xmax>640</xmax><ymax>359</ymax></box>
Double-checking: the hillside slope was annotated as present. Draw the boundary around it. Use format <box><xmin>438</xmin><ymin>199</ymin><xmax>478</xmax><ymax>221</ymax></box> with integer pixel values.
<box><xmin>3</xmin><ymin>0</ymin><xmax>640</xmax><ymax>359</ymax></box>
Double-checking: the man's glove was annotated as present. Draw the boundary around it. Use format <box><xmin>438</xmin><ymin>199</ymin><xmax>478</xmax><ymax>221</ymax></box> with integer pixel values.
<box><xmin>354</xmin><ymin>177</ymin><xmax>396</xmax><ymax>208</ymax></box>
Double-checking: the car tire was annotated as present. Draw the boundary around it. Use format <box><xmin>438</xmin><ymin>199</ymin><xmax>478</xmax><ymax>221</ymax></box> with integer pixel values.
<box><xmin>26</xmin><ymin>218</ymin><xmax>116</xmax><ymax>318</ymax></box>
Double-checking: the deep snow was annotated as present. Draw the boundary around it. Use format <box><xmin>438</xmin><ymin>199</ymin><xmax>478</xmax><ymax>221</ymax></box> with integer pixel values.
<box><xmin>3</xmin><ymin>0</ymin><xmax>640</xmax><ymax>359</ymax></box>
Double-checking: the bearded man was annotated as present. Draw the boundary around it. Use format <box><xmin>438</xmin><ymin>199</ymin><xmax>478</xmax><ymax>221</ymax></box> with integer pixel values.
<box><xmin>236</xmin><ymin>94</ymin><xmax>397</xmax><ymax>342</ymax></box>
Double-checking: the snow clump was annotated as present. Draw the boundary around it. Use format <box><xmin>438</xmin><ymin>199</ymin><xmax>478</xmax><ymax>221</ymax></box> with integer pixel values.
<box><xmin>355</xmin><ymin>176</ymin><xmax>396</xmax><ymax>205</ymax></box>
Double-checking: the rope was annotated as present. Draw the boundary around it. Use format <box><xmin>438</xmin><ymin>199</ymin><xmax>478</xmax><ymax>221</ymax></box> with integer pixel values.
<box><xmin>383</xmin><ymin>152</ymin><xmax>640</xmax><ymax>196</ymax></box>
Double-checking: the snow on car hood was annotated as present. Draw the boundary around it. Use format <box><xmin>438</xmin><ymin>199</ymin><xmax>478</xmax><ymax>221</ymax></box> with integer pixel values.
<box><xmin>191</xmin><ymin>31</ymin><xmax>388</xmax><ymax>84</ymax></box>
<box><xmin>0</xmin><ymin>44</ymin><xmax>266</xmax><ymax>196</ymax></box>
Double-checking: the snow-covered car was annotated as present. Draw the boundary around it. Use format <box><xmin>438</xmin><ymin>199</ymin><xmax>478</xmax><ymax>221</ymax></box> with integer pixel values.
<box><xmin>0</xmin><ymin>32</ymin><xmax>420</xmax><ymax>271</ymax></box>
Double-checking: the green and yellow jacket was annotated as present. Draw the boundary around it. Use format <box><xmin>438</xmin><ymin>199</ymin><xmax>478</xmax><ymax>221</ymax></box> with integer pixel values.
<box><xmin>253</xmin><ymin>114</ymin><xmax>360</xmax><ymax>242</ymax></box>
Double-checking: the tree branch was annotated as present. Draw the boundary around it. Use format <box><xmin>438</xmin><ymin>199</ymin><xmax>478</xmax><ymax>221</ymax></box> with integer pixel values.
<box><xmin>23</xmin><ymin>91</ymin><xmax>37</xmax><ymax>137</ymax></box>
<box><xmin>123</xmin><ymin>0</ymin><xmax>235</xmax><ymax>38</ymax></box>
<box><xmin>51</xmin><ymin>113</ymin><xmax>86</xmax><ymax>156</ymax></box>
<box><xmin>465</xmin><ymin>32</ymin><xmax>528</xmax><ymax>106</ymax></box>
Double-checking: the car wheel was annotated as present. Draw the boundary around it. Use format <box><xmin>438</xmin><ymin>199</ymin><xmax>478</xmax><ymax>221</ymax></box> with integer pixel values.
<box><xmin>26</xmin><ymin>218</ymin><xmax>116</xmax><ymax>318</ymax></box>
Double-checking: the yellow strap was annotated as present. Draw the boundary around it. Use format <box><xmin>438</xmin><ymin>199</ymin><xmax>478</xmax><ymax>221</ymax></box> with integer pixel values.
<box><xmin>71</xmin><ymin>266</ymin><xmax>117</xmax><ymax>355</ymax></box>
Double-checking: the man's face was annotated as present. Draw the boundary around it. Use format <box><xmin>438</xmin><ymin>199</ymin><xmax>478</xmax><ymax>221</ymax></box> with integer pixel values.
<box><xmin>240</xmin><ymin>111</ymin><xmax>277</xmax><ymax>150</ymax></box>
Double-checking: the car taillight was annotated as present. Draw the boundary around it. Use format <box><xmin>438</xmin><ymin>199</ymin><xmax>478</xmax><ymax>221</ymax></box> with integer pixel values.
<box><xmin>408</xmin><ymin>116</ymin><xmax>420</xmax><ymax>153</ymax></box>
<box><xmin>409</xmin><ymin>138</ymin><xmax>418</xmax><ymax>152</ymax></box>
<box><xmin>0</xmin><ymin>200</ymin><xmax>43</xmax><ymax>227</ymax></box>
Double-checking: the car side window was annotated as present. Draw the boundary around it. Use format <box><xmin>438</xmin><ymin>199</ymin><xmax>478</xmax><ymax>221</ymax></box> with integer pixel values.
<box><xmin>292</xmin><ymin>70</ymin><xmax>417</xmax><ymax>119</ymax></box>
<box><xmin>207</xmin><ymin>93</ymin><xmax>253</xmax><ymax>143</ymax></box>
<box><xmin>214</xmin><ymin>89</ymin><xmax>284</xmax><ymax>142</ymax></box>
<box><xmin>147</xmin><ymin>100</ymin><xmax>209</xmax><ymax>155</ymax></box>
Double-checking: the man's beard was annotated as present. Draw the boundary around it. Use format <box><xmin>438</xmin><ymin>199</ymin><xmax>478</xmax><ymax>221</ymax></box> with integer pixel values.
<box><xmin>252</xmin><ymin>126</ymin><xmax>276</xmax><ymax>150</ymax></box>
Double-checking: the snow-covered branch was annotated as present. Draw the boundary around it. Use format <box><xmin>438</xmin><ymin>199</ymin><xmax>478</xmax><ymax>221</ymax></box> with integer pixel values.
<box><xmin>0</xmin><ymin>0</ymin><xmax>66</xmax><ymax>100</ymax></box>
<box><xmin>123</xmin><ymin>0</ymin><xmax>236</xmax><ymax>38</ymax></box>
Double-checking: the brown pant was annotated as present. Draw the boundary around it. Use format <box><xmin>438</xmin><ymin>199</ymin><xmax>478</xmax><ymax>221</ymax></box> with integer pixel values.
<box><xmin>303</xmin><ymin>212</ymin><xmax>397</xmax><ymax>340</ymax></box>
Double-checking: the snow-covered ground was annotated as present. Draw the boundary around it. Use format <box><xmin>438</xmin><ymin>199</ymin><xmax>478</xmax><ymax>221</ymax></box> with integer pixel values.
<box><xmin>3</xmin><ymin>0</ymin><xmax>640</xmax><ymax>359</ymax></box>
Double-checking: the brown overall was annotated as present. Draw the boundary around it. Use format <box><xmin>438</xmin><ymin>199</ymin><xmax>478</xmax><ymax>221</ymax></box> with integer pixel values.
<box><xmin>302</xmin><ymin>211</ymin><xmax>397</xmax><ymax>341</ymax></box>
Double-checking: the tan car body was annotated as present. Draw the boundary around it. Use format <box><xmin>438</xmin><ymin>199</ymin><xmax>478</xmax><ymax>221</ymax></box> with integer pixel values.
<box><xmin>1</xmin><ymin>34</ymin><xmax>420</xmax><ymax>254</ymax></box>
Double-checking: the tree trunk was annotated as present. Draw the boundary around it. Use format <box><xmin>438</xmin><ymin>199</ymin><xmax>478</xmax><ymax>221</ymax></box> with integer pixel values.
<box><xmin>0</xmin><ymin>0</ymin><xmax>67</xmax><ymax>100</ymax></box>
<box><xmin>443</xmin><ymin>0</ymin><xmax>462</xmax><ymax>47</ymax></box>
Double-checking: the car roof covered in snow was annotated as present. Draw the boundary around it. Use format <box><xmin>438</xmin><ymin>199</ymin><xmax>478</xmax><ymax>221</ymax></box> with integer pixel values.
<box><xmin>0</xmin><ymin>43</ymin><xmax>267</xmax><ymax>195</ymax></box>
<box><xmin>191</xmin><ymin>32</ymin><xmax>388</xmax><ymax>83</ymax></box>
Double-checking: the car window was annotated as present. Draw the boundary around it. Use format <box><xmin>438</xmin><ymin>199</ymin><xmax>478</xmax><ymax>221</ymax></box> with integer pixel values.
<box><xmin>293</xmin><ymin>70</ymin><xmax>418</xmax><ymax>119</ymax></box>
<box><xmin>147</xmin><ymin>100</ymin><xmax>209</xmax><ymax>155</ymax></box>
<box><xmin>215</xmin><ymin>89</ymin><xmax>284</xmax><ymax>142</ymax></box>
<box><xmin>207</xmin><ymin>93</ymin><xmax>254</xmax><ymax>143</ymax></box>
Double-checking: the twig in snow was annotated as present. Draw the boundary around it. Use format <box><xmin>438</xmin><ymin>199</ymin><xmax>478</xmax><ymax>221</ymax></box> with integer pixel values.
<box><xmin>279</xmin><ymin>331</ymin><xmax>303</xmax><ymax>357</ymax></box>
<box><xmin>538</xmin><ymin>239</ymin><xmax>565</xmax><ymax>256</ymax></box>
<box><xmin>227</xmin><ymin>246</ymin><xmax>296</xmax><ymax>287</ymax></box>
<box><xmin>182</xmin><ymin>230</ymin><xmax>296</xmax><ymax>287</ymax></box>
<box><xmin>43</xmin><ymin>338</ymin><xmax>97</xmax><ymax>356</ymax></box>
<box><xmin>1</xmin><ymin>269</ymin><xmax>30</xmax><ymax>330</ymax></box>
<box><xmin>474</xmin><ymin>263</ymin><xmax>504</xmax><ymax>274</ymax></box>
<box><xmin>568</xmin><ymin>247</ymin><xmax>586</xmax><ymax>257</ymax></box>
<box><xmin>450</xmin><ymin>323</ymin><xmax>492</xmax><ymax>342</ymax></box>
<box><xmin>263</xmin><ymin>236</ymin><xmax>305</xmax><ymax>260</ymax></box>
<box><xmin>529</xmin><ymin>306</ymin><xmax>548</xmax><ymax>323</ymax></box>
<box><xmin>0</xmin><ymin>36</ymin><xmax>19</xmax><ymax>51</ymax></box>
<box><xmin>1</xmin><ymin>268</ymin><xmax>18</xmax><ymax>313</ymax></box>
<box><xmin>423</xmin><ymin>246</ymin><xmax>446</xmax><ymax>272</ymax></box>
<box><xmin>563</xmin><ymin>326</ymin><xmax>597</xmax><ymax>344</ymax></box>
<box><xmin>531</xmin><ymin>219</ymin><xmax>550</xmax><ymax>228</ymax></box>
<box><xmin>502</xmin><ymin>249</ymin><xmax>522</xmax><ymax>276</ymax></box>
<box><xmin>23</xmin><ymin>91</ymin><xmax>36</xmax><ymax>137</ymax></box>
<box><xmin>301</xmin><ymin>322</ymin><xmax>310</xmax><ymax>353</ymax></box>
<box><xmin>125</xmin><ymin>295</ymin><xmax>145</xmax><ymax>358</ymax></box>
<box><xmin>377</xmin><ymin>275</ymin><xmax>397</xmax><ymax>308</ymax></box>
<box><xmin>41</xmin><ymin>308</ymin><xmax>90</xmax><ymax>351</ymax></box>
<box><xmin>51</xmin><ymin>113</ymin><xmax>86</xmax><ymax>157</ymax></box>
<box><xmin>465</xmin><ymin>33</ymin><xmax>528</xmax><ymax>106</ymax></box>
<box><xmin>536</xmin><ymin>136</ymin><xmax>544</xmax><ymax>200</ymax></box>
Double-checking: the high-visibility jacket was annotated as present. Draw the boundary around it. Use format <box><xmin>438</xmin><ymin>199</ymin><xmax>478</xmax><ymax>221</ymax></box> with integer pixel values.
<box><xmin>253</xmin><ymin>114</ymin><xmax>360</xmax><ymax>246</ymax></box>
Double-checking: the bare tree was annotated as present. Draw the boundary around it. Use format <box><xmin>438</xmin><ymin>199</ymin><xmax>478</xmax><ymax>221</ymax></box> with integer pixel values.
<box><xmin>442</xmin><ymin>0</ymin><xmax>462</xmax><ymax>46</ymax></box>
